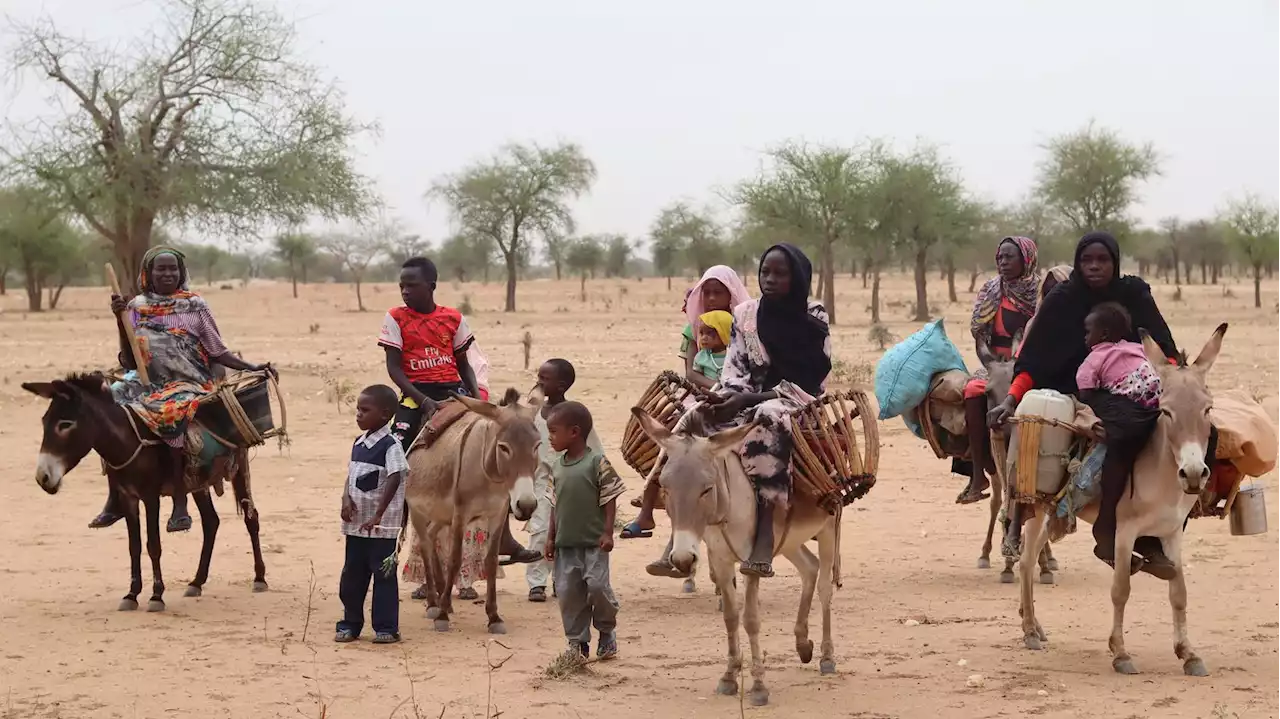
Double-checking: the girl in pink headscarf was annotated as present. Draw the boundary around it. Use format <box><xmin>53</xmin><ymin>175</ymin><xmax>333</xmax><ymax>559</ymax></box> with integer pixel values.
<box><xmin>678</xmin><ymin>266</ymin><xmax>752</xmax><ymax>391</ymax></box>
<box><xmin>621</xmin><ymin>265</ymin><xmax>751</xmax><ymax>540</ymax></box>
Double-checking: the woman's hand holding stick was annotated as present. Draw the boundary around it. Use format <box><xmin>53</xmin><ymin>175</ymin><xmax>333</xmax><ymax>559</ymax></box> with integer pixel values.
<box><xmin>105</xmin><ymin>263</ymin><xmax>151</xmax><ymax>386</ymax></box>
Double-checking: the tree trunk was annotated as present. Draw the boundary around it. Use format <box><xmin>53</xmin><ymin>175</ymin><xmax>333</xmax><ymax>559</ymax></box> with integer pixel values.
<box><xmin>870</xmin><ymin>268</ymin><xmax>882</xmax><ymax>324</ymax></box>
<box><xmin>912</xmin><ymin>247</ymin><xmax>929</xmax><ymax>322</ymax></box>
<box><xmin>968</xmin><ymin>266</ymin><xmax>980</xmax><ymax>293</ymax></box>
<box><xmin>355</xmin><ymin>277</ymin><xmax>366</xmax><ymax>312</ymax></box>
<box><xmin>554</xmin><ymin>260</ymin><xmax>563</xmax><ymax>281</ymax></box>
<box><xmin>821</xmin><ymin>238</ymin><xmax>836</xmax><ymax>325</ymax></box>
<box><xmin>1211</xmin><ymin>263</ymin><xmax>1220</xmax><ymax>285</ymax></box>
<box><xmin>580</xmin><ymin>274</ymin><xmax>586</xmax><ymax>302</ymax></box>
<box><xmin>48</xmin><ymin>284</ymin><xmax>67</xmax><ymax>310</ymax></box>
<box><xmin>1200</xmin><ymin>262</ymin><xmax>1207</xmax><ymax>285</ymax></box>
<box><xmin>1138</xmin><ymin>260</ymin><xmax>1149</xmax><ymax>277</ymax></box>
<box><xmin>945</xmin><ymin>260</ymin><xmax>958</xmax><ymax>303</ymax></box>
<box><xmin>666</xmin><ymin>275</ymin><xmax>672</xmax><ymax>291</ymax></box>
<box><xmin>1184</xmin><ymin>262</ymin><xmax>1193</xmax><ymax>285</ymax></box>
<box><xmin>1254</xmin><ymin>264</ymin><xmax>1262</xmax><ymax>309</ymax></box>
<box><xmin>503</xmin><ymin>251</ymin><xmax>518</xmax><ymax>312</ymax></box>
<box><xmin>849</xmin><ymin>257</ymin><xmax>857</xmax><ymax>278</ymax></box>
<box><xmin>290</xmin><ymin>259</ymin><xmax>298</xmax><ymax>298</ymax></box>
<box><xmin>24</xmin><ymin>271</ymin><xmax>44</xmax><ymax>312</ymax></box>
<box><xmin>0</xmin><ymin>269</ymin><xmax>7</xmax><ymax>295</ymax></box>
<box><xmin>1172</xmin><ymin>250</ymin><xmax>1182</xmax><ymax>285</ymax></box>
<box><xmin>861</xmin><ymin>263</ymin><xmax>869</xmax><ymax>289</ymax></box>
<box><xmin>301</xmin><ymin>262</ymin><xmax>309</xmax><ymax>285</ymax></box>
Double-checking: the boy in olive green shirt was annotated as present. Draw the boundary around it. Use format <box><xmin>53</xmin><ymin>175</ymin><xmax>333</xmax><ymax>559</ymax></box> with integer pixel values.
<box><xmin>543</xmin><ymin>401</ymin><xmax>626</xmax><ymax>660</ymax></box>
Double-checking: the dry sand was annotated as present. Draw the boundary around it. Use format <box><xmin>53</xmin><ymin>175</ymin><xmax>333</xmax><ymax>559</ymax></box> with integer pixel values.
<box><xmin>0</xmin><ymin>273</ymin><xmax>1275</xmax><ymax>719</ymax></box>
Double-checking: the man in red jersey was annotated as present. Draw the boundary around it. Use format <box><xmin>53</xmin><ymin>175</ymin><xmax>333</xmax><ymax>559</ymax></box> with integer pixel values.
<box><xmin>380</xmin><ymin>256</ymin><xmax>541</xmax><ymax>565</ymax></box>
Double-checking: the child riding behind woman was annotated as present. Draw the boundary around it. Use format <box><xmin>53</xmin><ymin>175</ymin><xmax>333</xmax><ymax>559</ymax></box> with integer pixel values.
<box><xmin>692</xmin><ymin>310</ymin><xmax>732</xmax><ymax>383</ymax></box>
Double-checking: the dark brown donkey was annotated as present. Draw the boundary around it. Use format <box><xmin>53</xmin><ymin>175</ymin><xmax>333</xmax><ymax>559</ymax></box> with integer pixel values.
<box><xmin>23</xmin><ymin>373</ymin><xmax>267</xmax><ymax>612</ymax></box>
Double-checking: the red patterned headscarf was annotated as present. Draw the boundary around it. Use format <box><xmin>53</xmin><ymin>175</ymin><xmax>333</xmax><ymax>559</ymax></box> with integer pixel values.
<box><xmin>971</xmin><ymin>236</ymin><xmax>1040</xmax><ymax>342</ymax></box>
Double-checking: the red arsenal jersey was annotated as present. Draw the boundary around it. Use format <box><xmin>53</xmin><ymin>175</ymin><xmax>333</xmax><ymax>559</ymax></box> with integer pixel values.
<box><xmin>378</xmin><ymin>305</ymin><xmax>475</xmax><ymax>384</ymax></box>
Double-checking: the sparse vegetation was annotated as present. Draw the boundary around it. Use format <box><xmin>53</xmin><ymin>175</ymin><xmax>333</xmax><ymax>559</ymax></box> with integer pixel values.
<box><xmin>867</xmin><ymin>324</ymin><xmax>898</xmax><ymax>351</ymax></box>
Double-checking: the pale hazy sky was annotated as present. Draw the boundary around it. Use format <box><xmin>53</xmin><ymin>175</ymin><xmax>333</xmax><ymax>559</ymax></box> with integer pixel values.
<box><xmin>5</xmin><ymin>0</ymin><xmax>1278</xmax><ymax>248</ymax></box>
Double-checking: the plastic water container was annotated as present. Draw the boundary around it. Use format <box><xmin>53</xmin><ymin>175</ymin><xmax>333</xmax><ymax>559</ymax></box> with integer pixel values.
<box><xmin>1010</xmin><ymin>389</ymin><xmax>1077</xmax><ymax>495</ymax></box>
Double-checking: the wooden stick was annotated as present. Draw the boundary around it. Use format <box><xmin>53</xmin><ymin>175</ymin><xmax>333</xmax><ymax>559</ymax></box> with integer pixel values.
<box><xmin>105</xmin><ymin>263</ymin><xmax>151</xmax><ymax>386</ymax></box>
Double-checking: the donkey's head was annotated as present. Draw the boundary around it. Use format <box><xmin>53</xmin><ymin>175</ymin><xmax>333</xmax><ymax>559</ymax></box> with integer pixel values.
<box><xmin>1142</xmin><ymin>324</ymin><xmax>1227</xmax><ymax>495</ymax></box>
<box><xmin>456</xmin><ymin>389</ymin><xmax>541</xmax><ymax>520</ymax></box>
<box><xmin>21</xmin><ymin>373</ymin><xmax>114</xmax><ymax>494</ymax></box>
<box><xmin>631</xmin><ymin>407</ymin><xmax>755</xmax><ymax>574</ymax></box>
<box><xmin>977</xmin><ymin>330</ymin><xmax>1022</xmax><ymax>409</ymax></box>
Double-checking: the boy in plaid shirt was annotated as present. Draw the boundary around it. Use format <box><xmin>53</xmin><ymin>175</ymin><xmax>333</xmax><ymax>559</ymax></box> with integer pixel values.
<box><xmin>336</xmin><ymin>385</ymin><xmax>409</xmax><ymax>644</ymax></box>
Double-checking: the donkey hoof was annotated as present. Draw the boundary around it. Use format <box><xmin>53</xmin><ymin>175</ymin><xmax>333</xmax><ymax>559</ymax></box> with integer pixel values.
<box><xmin>820</xmin><ymin>659</ymin><xmax>837</xmax><ymax>675</ymax></box>
<box><xmin>1183</xmin><ymin>657</ymin><xmax>1209</xmax><ymax>677</ymax></box>
<box><xmin>1023</xmin><ymin>635</ymin><xmax>1043</xmax><ymax>651</ymax></box>
<box><xmin>433</xmin><ymin>619</ymin><xmax>450</xmax><ymax>633</ymax></box>
<box><xmin>715</xmin><ymin>678</ymin><xmax>738</xmax><ymax>696</ymax></box>
<box><xmin>426</xmin><ymin>606</ymin><xmax>441</xmax><ymax>620</ymax></box>
<box><xmin>977</xmin><ymin>557</ymin><xmax>991</xmax><ymax>569</ymax></box>
<box><xmin>749</xmin><ymin>687</ymin><xmax>770</xmax><ymax>707</ymax></box>
<box><xmin>1046</xmin><ymin>558</ymin><xmax>1060</xmax><ymax>571</ymax></box>
<box><xmin>146</xmin><ymin>599</ymin><xmax>166</xmax><ymax>613</ymax></box>
<box><xmin>681</xmin><ymin>579</ymin><xmax>697</xmax><ymax>594</ymax></box>
<box><xmin>797</xmin><ymin>638</ymin><xmax>814</xmax><ymax>664</ymax></box>
<box><xmin>488</xmin><ymin>622</ymin><xmax>507</xmax><ymax>635</ymax></box>
<box><xmin>184</xmin><ymin>585</ymin><xmax>202</xmax><ymax>598</ymax></box>
<box><xmin>1000</xmin><ymin>571</ymin><xmax>1015</xmax><ymax>584</ymax></box>
<box><xmin>1113</xmin><ymin>657</ymin><xmax>1139</xmax><ymax>675</ymax></box>
<box><xmin>252</xmin><ymin>580</ymin><xmax>269</xmax><ymax>593</ymax></box>
<box><xmin>118</xmin><ymin>598</ymin><xmax>139</xmax><ymax>612</ymax></box>
<box><xmin>1039</xmin><ymin>572</ymin><xmax>1055</xmax><ymax>585</ymax></box>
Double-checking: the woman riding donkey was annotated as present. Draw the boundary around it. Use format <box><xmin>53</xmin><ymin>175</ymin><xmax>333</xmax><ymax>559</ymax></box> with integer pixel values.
<box><xmin>89</xmin><ymin>247</ymin><xmax>274</xmax><ymax>533</ymax></box>
<box><xmin>696</xmin><ymin>244</ymin><xmax>831</xmax><ymax>578</ymax></box>
<box><xmin>989</xmin><ymin>231</ymin><xmax>1214</xmax><ymax>579</ymax></box>
<box><xmin>955</xmin><ymin>236</ymin><xmax>1041</xmax><ymax>505</ymax></box>
<box><xmin>622</xmin><ymin>265</ymin><xmax>750</xmax><ymax>543</ymax></box>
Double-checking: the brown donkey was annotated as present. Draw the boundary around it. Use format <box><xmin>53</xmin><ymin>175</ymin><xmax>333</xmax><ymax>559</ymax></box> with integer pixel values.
<box><xmin>405</xmin><ymin>390</ymin><xmax>539</xmax><ymax>634</ymax></box>
<box><xmin>23</xmin><ymin>374</ymin><xmax>267</xmax><ymax>611</ymax></box>
<box><xmin>1016</xmin><ymin>325</ymin><xmax>1226</xmax><ymax>677</ymax></box>
<box><xmin>632</xmin><ymin>408</ymin><xmax>839</xmax><ymax>708</ymax></box>
<box><xmin>978</xmin><ymin>347</ymin><xmax>1058</xmax><ymax>584</ymax></box>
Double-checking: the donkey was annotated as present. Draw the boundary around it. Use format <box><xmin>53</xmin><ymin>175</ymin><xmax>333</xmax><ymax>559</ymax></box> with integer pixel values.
<box><xmin>632</xmin><ymin>408</ymin><xmax>839</xmax><ymax>708</ymax></box>
<box><xmin>1016</xmin><ymin>325</ymin><xmax>1226</xmax><ymax>677</ymax></box>
<box><xmin>405</xmin><ymin>390</ymin><xmax>540</xmax><ymax>634</ymax></box>
<box><xmin>23</xmin><ymin>374</ymin><xmax>266</xmax><ymax>612</ymax></box>
<box><xmin>977</xmin><ymin>344</ymin><xmax>1058</xmax><ymax>585</ymax></box>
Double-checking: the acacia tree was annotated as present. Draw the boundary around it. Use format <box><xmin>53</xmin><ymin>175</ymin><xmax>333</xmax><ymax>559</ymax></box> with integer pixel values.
<box><xmin>1035</xmin><ymin>121</ymin><xmax>1159</xmax><ymax>233</ymax></box>
<box><xmin>732</xmin><ymin>142</ymin><xmax>873</xmax><ymax>325</ymax></box>
<box><xmin>1220</xmin><ymin>194</ymin><xmax>1279</xmax><ymax>308</ymax></box>
<box><xmin>649</xmin><ymin>201</ymin><xmax>723</xmax><ymax>282</ymax></box>
<box><xmin>872</xmin><ymin>144</ymin><xmax>966</xmax><ymax>322</ymax></box>
<box><xmin>566</xmin><ymin>235</ymin><xmax>604</xmax><ymax>298</ymax></box>
<box><xmin>430</xmin><ymin>142</ymin><xmax>595</xmax><ymax>312</ymax></box>
<box><xmin>321</xmin><ymin>225</ymin><xmax>385</xmax><ymax>311</ymax></box>
<box><xmin>2</xmin><ymin>0</ymin><xmax>373</xmax><ymax>295</ymax></box>
<box><xmin>438</xmin><ymin>232</ymin><xmax>494</xmax><ymax>283</ymax></box>
<box><xmin>1158</xmin><ymin>217</ymin><xmax>1193</xmax><ymax>286</ymax></box>
<box><xmin>0</xmin><ymin>185</ymin><xmax>85</xmax><ymax>311</ymax></box>
<box><xmin>543</xmin><ymin>233</ymin><xmax>568</xmax><ymax>280</ymax></box>
<box><xmin>603</xmin><ymin>234</ymin><xmax>633</xmax><ymax>278</ymax></box>
<box><xmin>650</xmin><ymin>232</ymin><xmax>684</xmax><ymax>290</ymax></box>
<box><xmin>273</xmin><ymin>232</ymin><xmax>316</xmax><ymax>298</ymax></box>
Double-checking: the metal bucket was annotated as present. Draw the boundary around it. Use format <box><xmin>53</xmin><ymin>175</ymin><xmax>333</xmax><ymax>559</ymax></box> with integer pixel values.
<box><xmin>1229</xmin><ymin>485</ymin><xmax>1268</xmax><ymax>536</ymax></box>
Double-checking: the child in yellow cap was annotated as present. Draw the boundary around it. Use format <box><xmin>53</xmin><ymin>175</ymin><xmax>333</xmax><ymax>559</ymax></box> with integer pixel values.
<box><xmin>693</xmin><ymin>310</ymin><xmax>732</xmax><ymax>383</ymax></box>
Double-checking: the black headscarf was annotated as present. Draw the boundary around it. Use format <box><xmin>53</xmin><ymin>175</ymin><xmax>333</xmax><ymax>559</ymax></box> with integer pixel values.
<box><xmin>757</xmin><ymin>243</ymin><xmax>831</xmax><ymax>396</ymax></box>
<box><xmin>1013</xmin><ymin>231</ymin><xmax>1177</xmax><ymax>395</ymax></box>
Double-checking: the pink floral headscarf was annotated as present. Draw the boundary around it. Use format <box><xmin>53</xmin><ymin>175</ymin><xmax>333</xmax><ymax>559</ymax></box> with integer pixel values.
<box><xmin>684</xmin><ymin>265</ymin><xmax>751</xmax><ymax>329</ymax></box>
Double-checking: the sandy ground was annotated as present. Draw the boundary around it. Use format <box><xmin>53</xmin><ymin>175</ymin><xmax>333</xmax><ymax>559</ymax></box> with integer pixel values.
<box><xmin>0</xmin><ymin>272</ymin><xmax>1275</xmax><ymax>719</ymax></box>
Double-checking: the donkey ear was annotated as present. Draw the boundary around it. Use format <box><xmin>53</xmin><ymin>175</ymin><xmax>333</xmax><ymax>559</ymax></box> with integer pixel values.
<box><xmin>975</xmin><ymin>340</ymin><xmax>997</xmax><ymax>370</ymax></box>
<box><xmin>706</xmin><ymin>422</ymin><xmax>755</xmax><ymax>457</ymax></box>
<box><xmin>454</xmin><ymin>392</ymin><xmax>501</xmax><ymax>420</ymax></box>
<box><xmin>1192</xmin><ymin>323</ymin><xmax>1228</xmax><ymax>374</ymax></box>
<box><xmin>630</xmin><ymin>407</ymin><xmax>672</xmax><ymax>446</ymax></box>
<box><xmin>498</xmin><ymin>387</ymin><xmax>522</xmax><ymax>407</ymax></box>
<box><xmin>1138</xmin><ymin>330</ymin><xmax>1167</xmax><ymax>369</ymax></box>
<box><xmin>22</xmin><ymin>382</ymin><xmax>58</xmax><ymax>399</ymax></box>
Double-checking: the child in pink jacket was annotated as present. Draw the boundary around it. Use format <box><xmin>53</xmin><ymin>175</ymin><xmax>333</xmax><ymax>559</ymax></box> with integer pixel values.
<box><xmin>1076</xmin><ymin>302</ymin><xmax>1161</xmax><ymax>409</ymax></box>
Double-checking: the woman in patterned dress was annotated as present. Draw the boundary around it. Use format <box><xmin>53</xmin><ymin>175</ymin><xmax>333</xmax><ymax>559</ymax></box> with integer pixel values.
<box><xmin>89</xmin><ymin>246</ymin><xmax>273</xmax><ymax>532</ymax></box>
<box><xmin>699</xmin><ymin>244</ymin><xmax>831</xmax><ymax>578</ymax></box>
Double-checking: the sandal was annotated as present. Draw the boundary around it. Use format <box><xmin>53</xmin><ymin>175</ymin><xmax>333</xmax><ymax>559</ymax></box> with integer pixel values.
<box><xmin>646</xmin><ymin>558</ymin><xmax>689</xmax><ymax>579</ymax></box>
<box><xmin>411</xmin><ymin>584</ymin><xmax>429</xmax><ymax>601</ymax></box>
<box><xmin>458</xmin><ymin>587</ymin><xmax>479</xmax><ymax>601</ymax></box>
<box><xmin>334</xmin><ymin>629</ymin><xmax>357</xmax><ymax>643</ymax></box>
<box><xmin>89</xmin><ymin>511</ymin><xmax>124</xmax><ymax>529</ymax></box>
<box><xmin>1094</xmin><ymin>546</ymin><xmax>1143</xmax><ymax>576</ymax></box>
<box><xmin>619</xmin><ymin>521</ymin><xmax>653</xmax><ymax>539</ymax></box>
<box><xmin>167</xmin><ymin>514</ymin><xmax>193</xmax><ymax>533</ymax></box>
<box><xmin>739</xmin><ymin>561</ymin><xmax>775</xmax><ymax>579</ymax></box>
<box><xmin>372</xmin><ymin>632</ymin><xmax>400</xmax><ymax>644</ymax></box>
<box><xmin>528</xmin><ymin>586</ymin><xmax>547</xmax><ymax>603</ymax></box>
<box><xmin>955</xmin><ymin>481</ymin><xmax>991</xmax><ymax>505</ymax></box>
<box><xmin>597</xmin><ymin>633</ymin><xmax>618</xmax><ymax>660</ymax></box>
<box><xmin>499</xmin><ymin>548</ymin><xmax>543</xmax><ymax>566</ymax></box>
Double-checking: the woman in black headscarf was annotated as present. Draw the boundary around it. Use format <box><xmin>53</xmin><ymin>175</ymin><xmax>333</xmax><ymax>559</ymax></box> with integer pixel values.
<box><xmin>701</xmin><ymin>243</ymin><xmax>832</xmax><ymax>578</ymax></box>
<box><xmin>988</xmin><ymin>231</ymin><xmax>1185</xmax><ymax>577</ymax></box>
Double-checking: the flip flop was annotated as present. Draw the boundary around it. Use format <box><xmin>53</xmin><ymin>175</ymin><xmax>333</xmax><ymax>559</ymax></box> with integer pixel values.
<box><xmin>166</xmin><ymin>515</ymin><xmax>193</xmax><ymax>533</ymax></box>
<box><xmin>619</xmin><ymin>521</ymin><xmax>653</xmax><ymax>539</ymax></box>
<box><xmin>955</xmin><ymin>485</ymin><xmax>991</xmax><ymax>505</ymax></box>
